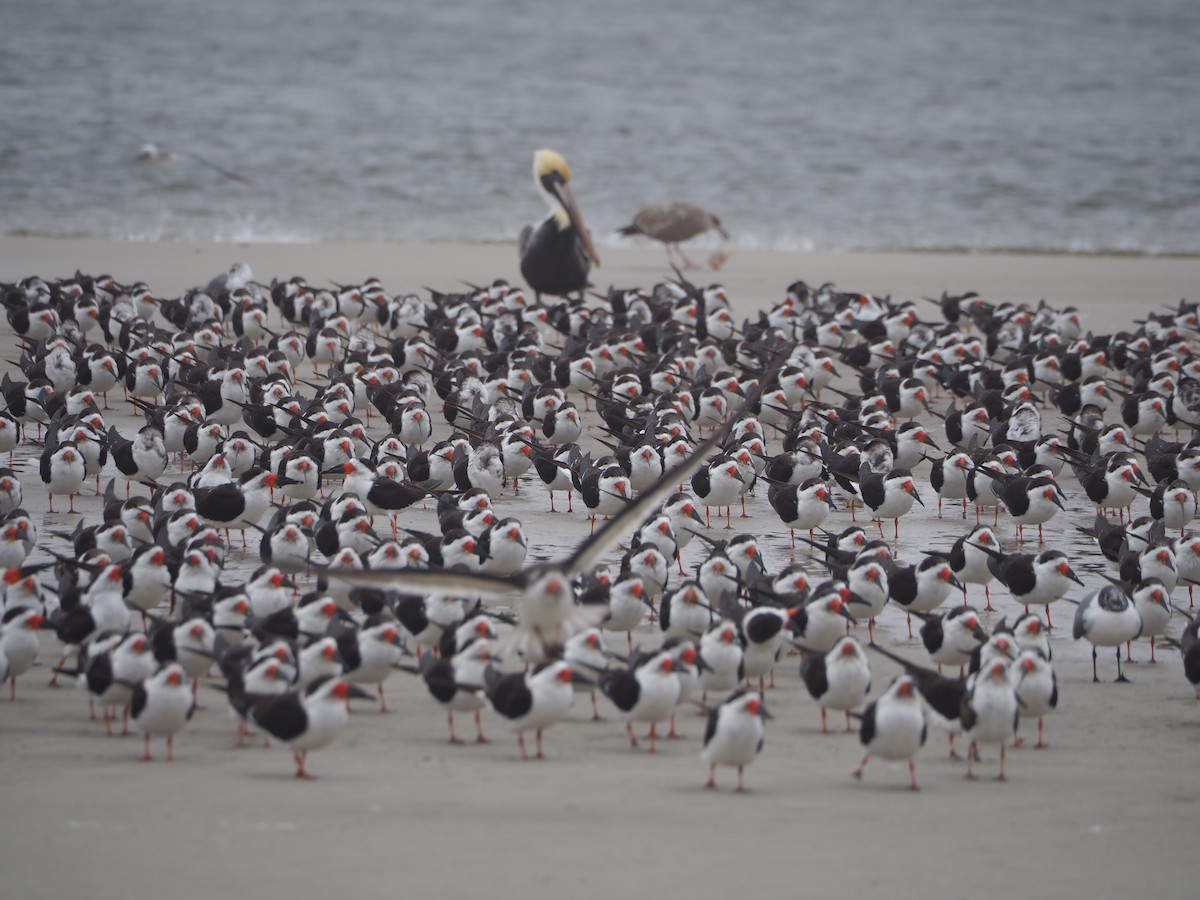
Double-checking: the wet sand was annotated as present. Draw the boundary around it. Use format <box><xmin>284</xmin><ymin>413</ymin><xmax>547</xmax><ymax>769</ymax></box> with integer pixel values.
<box><xmin>0</xmin><ymin>239</ymin><xmax>1197</xmax><ymax>900</ymax></box>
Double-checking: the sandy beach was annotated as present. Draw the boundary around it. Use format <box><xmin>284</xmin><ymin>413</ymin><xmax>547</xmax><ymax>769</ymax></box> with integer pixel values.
<box><xmin>0</xmin><ymin>238</ymin><xmax>1197</xmax><ymax>900</ymax></box>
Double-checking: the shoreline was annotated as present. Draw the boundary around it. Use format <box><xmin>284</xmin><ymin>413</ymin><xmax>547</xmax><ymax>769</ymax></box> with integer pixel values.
<box><xmin>3</xmin><ymin>237</ymin><xmax>1199</xmax><ymax>332</ymax></box>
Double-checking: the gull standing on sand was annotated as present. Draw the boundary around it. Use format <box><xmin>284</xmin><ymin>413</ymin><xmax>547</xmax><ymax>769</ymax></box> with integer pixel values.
<box><xmin>619</xmin><ymin>201</ymin><xmax>731</xmax><ymax>269</ymax></box>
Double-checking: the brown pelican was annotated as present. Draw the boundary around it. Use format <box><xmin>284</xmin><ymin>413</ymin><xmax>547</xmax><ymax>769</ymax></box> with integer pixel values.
<box><xmin>519</xmin><ymin>149</ymin><xmax>600</xmax><ymax>299</ymax></box>
<box><xmin>619</xmin><ymin>201</ymin><xmax>729</xmax><ymax>269</ymax></box>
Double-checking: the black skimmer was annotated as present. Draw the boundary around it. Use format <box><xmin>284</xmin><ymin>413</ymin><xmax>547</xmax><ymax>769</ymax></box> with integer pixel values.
<box><xmin>1010</xmin><ymin>648</ymin><xmax>1057</xmax><ymax>748</ymax></box>
<box><xmin>913</xmin><ymin>606</ymin><xmax>988</xmax><ymax>672</ymax></box>
<box><xmin>851</xmin><ymin>674</ymin><xmax>926</xmax><ymax>791</ymax></box>
<box><xmin>690</xmin><ymin>455</ymin><xmax>745</xmax><ymax>529</ymax></box>
<box><xmin>518</xmin><ymin>149</ymin><xmax>600</xmax><ymax>300</ymax></box>
<box><xmin>131</xmin><ymin>663</ymin><xmax>195</xmax><ymax>762</ymax></box>
<box><xmin>1124</xmin><ymin>578</ymin><xmax>1172</xmax><ymax>663</ymax></box>
<box><xmin>702</xmin><ymin>689</ymin><xmax>771</xmax><ymax>792</ymax></box>
<box><xmin>889</xmin><ymin>555</ymin><xmax>962</xmax><ymax>637</ymax></box>
<box><xmin>1072</xmin><ymin>583</ymin><xmax>1143</xmax><ymax>682</ymax></box>
<box><xmin>799</xmin><ymin>635</ymin><xmax>871</xmax><ymax>733</ymax></box>
<box><xmin>39</xmin><ymin>439</ymin><xmax>86</xmax><ymax>513</ymax></box>
<box><xmin>484</xmin><ymin>659</ymin><xmax>577</xmax><ymax>760</ymax></box>
<box><xmin>249</xmin><ymin>676</ymin><xmax>374</xmax><ymax>778</ymax></box>
<box><xmin>0</xmin><ymin>607</ymin><xmax>42</xmax><ymax>698</ymax></box>
<box><xmin>193</xmin><ymin>468</ymin><xmax>284</xmax><ymax>544</ymax></box>
<box><xmin>417</xmin><ymin>640</ymin><xmax>492</xmax><ymax>744</ymax></box>
<box><xmin>659</xmin><ymin>580</ymin><xmax>713</xmax><ymax>643</ymax></box>
<box><xmin>619</xmin><ymin>201</ymin><xmax>729</xmax><ymax>270</ymax></box>
<box><xmin>858</xmin><ymin>466</ymin><xmax>924</xmax><ymax>539</ymax></box>
<box><xmin>337</xmin><ymin>621</ymin><xmax>408</xmax><ymax>712</ymax></box>
<box><xmin>698</xmin><ymin>619</ymin><xmax>745</xmax><ymax>708</ymax></box>
<box><xmin>768</xmin><ymin>478</ymin><xmax>836</xmax><ymax>547</ymax></box>
<box><xmin>595</xmin><ymin>649</ymin><xmax>682</xmax><ymax>752</ymax></box>
<box><xmin>961</xmin><ymin>658</ymin><xmax>1019</xmax><ymax>781</ymax></box>
<box><xmin>976</xmin><ymin>546</ymin><xmax>1084</xmax><ymax>628</ymax></box>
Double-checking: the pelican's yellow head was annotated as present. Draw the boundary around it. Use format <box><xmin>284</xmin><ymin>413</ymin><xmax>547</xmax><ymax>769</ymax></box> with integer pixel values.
<box><xmin>531</xmin><ymin>148</ymin><xmax>599</xmax><ymax>267</ymax></box>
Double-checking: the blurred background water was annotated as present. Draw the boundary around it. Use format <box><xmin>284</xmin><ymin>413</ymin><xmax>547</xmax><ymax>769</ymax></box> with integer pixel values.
<box><xmin>4</xmin><ymin>0</ymin><xmax>1199</xmax><ymax>254</ymax></box>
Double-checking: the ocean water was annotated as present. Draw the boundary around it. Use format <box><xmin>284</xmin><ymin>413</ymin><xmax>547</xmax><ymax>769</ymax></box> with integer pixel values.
<box><xmin>3</xmin><ymin>0</ymin><xmax>1199</xmax><ymax>254</ymax></box>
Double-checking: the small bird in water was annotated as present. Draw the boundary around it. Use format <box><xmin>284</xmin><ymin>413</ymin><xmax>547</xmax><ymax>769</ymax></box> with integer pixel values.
<box><xmin>619</xmin><ymin>201</ymin><xmax>730</xmax><ymax>269</ymax></box>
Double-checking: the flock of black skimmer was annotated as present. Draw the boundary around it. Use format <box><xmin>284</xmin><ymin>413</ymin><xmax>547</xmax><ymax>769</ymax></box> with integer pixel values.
<box><xmin>1</xmin><ymin>157</ymin><xmax>1199</xmax><ymax>792</ymax></box>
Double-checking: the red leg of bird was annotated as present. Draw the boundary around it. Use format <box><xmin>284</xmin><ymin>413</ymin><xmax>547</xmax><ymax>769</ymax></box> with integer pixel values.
<box><xmin>984</xmin><ymin>584</ymin><xmax>993</xmax><ymax>612</ymax></box>
<box><xmin>997</xmin><ymin>744</ymin><xmax>1007</xmax><ymax>781</ymax></box>
<box><xmin>648</xmin><ymin>722</ymin><xmax>658</xmax><ymax>754</ymax></box>
<box><xmin>769</xmin><ymin>669</ymin><xmax>776</xmax><ymax>689</ymax></box>
<box><xmin>894</xmin><ymin>518</ymin><xmax>900</xmax><ymax>541</ymax></box>
<box><xmin>821</xmin><ymin>707</ymin><xmax>828</xmax><ymax>734</ymax></box>
<box><xmin>909</xmin><ymin>760</ymin><xmax>919</xmax><ymax>791</ymax></box>
<box><xmin>535</xmin><ymin>728</ymin><xmax>545</xmax><ymax>760</ymax></box>
<box><xmin>377</xmin><ymin>684</ymin><xmax>389</xmax><ymax>713</ymax></box>
<box><xmin>294</xmin><ymin>751</ymin><xmax>315</xmax><ymax>779</ymax></box>
<box><xmin>627</xmin><ymin>722</ymin><xmax>639</xmax><ymax>748</ymax></box>
<box><xmin>141</xmin><ymin>733</ymin><xmax>152</xmax><ymax>762</ymax></box>
<box><xmin>736</xmin><ymin>766</ymin><xmax>746</xmax><ymax>792</ymax></box>
<box><xmin>938</xmin><ymin>498</ymin><xmax>943</xmax><ymax>518</ymax></box>
<box><xmin>876</xmin><ymin>518</ymin><xmax>884</xmax><ymax>538</ymax></box>
<box><xmin>906</xmin><ymin>613</ymin><xmax>913</xmax><ymax>639</ymax></box>
<box><xmin>69</xmin><ymin>494</ymin><xmax>77</xmax><ymax>513</ymax></box>
<box><xmin>104</xmin><ymin>705</ymin><xmax>112</xmax><ymax>736</ymax></box>
<box><xmin>758</xmin><ymin>675</ymin><xmax>765</xmax><ymax>693</ymax></box>
<box><xmin>705</xmin><ymin>506</ymin><xmax>712</xmax><ymax>528</ymax></box>
<box><xmin>965</xmin><ymin>741</ymin><xmax>977</xmax><ymax>779</ymax></box>
<box><xmin>868</xmin><ymin>618</ymin><xmax>876</xmax><ymax>645</ymax></box>
<box><xmin>591</xmin><ymin>690</ymin><xmax>601</xmax><ymax>722</ymax></box>
<box><xmin>845</xmin><ymin>710</ymin><xmax>853</xmax><ymax>732</ymax></box>
<box><xmin>48</xmin><ymin>494</ymin><xmax>55</xmax><ymax>514</ymax></box>
<box><xmin>1150</xmin><ymin>636</ymin><xmax>1158</xmax><ymax>664</ymax></box>
<box><xmin>166</xmin><ymin>735</ymin><xmax>175</xmax><ymax>762</ymax></box>
<box><xmin>677</xmin><ymin>552</ymin><xmax>684</xmax><ymax>576</ymax></box>
<box><xmin>567</xmin><ymin>491</ymin><xmax>573</xmax><ymax>513</ymax></box>
<box><xmin>474</xmin><ymin>710</ymin><xmax>489</xmax><ymax>743</ymax></box>
<box><xmin>447</xmin><ymin>711</ymin><xmax>461</xmax><ymax>744</ymax></box>
<box><xmin>705</xmin><ymin>764</ymin><xmax>717</xmax><ymax>789</ymax></box>
<box><xmin>1013</xmin><ymin>724</ymin><xmax>1022</xmax><ymax>748</ymax></box>
<box><xmin>852</xmin><ymin>755</ymin><xmax>869</xmax><ymax>780</ymax></box>
<box><xmin>1038</xmin><ymin>524</ymin><xmax>1044</xmax><ymax>545</ymax></box>
<box><xmin>49</xmin><ymin>654</ymin><xmax>67</xmax><ymax>687</ymax></box>
<box><xmin>740</xmin><ymin>496</ymin><xmax>747</xmax><ymax>519</ymax></box>
<box><xmin>725</xmin><ymin>507</ymin><xmax>732</xmax><ymax>529</ymax></box>
<box><xmin>236</xmin><ymin>720</ymin><xmax>248</xmax><ymax>747</ymax></box>
<box><xmin>948</xmin><ymin>733</ymin><xmax>959</xmax><ymax>759</ymax></box>
<box><xmin>1126</xmin><ymin>640</ymin><xmax>1133</xmax><ymax>663</ymax></box>
<box><xmin>791</xmin><ymin>528</ymin><xmax>795</xmax><ymax>549</ymax></box>
<box><xmin>668</xmin><ymin>711</ymin><xmax>679</xmax><ymax>739</ymax></box>
<box><xmin>518</xmin><ymin>732</ymin><xmax>529</xmax><ymax>760</ymax></box>
<box><xmin>122</xmin><ymin>706</ymin><xmax>129</xmax><ymax>736</ymax></box>
<box><xmin>1045</xmin><ymin>607</ymin><xmax>1053</xmax><ymax>629</ymax></box>
<box><xmin>849</xmin><ymin>500</ymin><xmax>856</xmax><ymax>523</ymax></box>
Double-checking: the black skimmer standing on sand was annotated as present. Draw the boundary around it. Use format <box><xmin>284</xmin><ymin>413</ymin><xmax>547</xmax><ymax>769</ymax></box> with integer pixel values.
<box><xmin>1009</xmin><ymin>648</ymin><xmax>1057</xmax><ymax>748</ymax></box>
<box><xmin>1072</xmin><ymin>583</ymin><xmax>1143</xmax><ymax>682</ymax></box>
<box><xmin>416</xmin><ymin>640</ymin><xmax>492</xmax><ymax>744</ymax></box>
<box><xmin>39</xmin><ymin>440</ymin><xmax>86</xmax><ymax>513</ymax></box>
<box><xmin>889</xmin><ymin>555</ymin><xmax>962</xmax><ymax>638</ymax></box>
<box><xmin>691</xmin><ymin>455</ymin><xmax>745</xmax><ymax>529</ymax></box>
<box><xmin>0</xmin><ymin>607</ymin><xmax>41</xmax><ymax>698</ymax></box>
<box><xmin>799</xmin><ymin>635</ymin><xmax>871</xmax><ymax>733</ymax></box>
<box><xmin>976</xmin><ymin>546</ymin><xmax>1083</xmax><ymax>628</ymax></box>
<box><xmin>131</xmin><ymin>662</ymin><xmax>195</xmax><ymax>762</ymax></box>
<box><xmin>702</xmin><ymin>689</ymin><xmax>770</xmax><ymax>792</ymax></box>
<box><xmin>858</xmin><ymin>466</ymin><xmax>924</xmax><ymax>539</ymax></box>
<box><xmin>851</xmin><ymin>674</ymin><xmax>927</xmax><ymax>791</ymax></box>
<box><xmin>249</xmin><ymin>676</ymin><xmax>374</xmax><ymax>778</ymax></box>
<box><xmin>961</xmin><ymin>659</ymin><xmax>1019</xmax><ymax>781</ymax></box>
<box><xmin>913</xmin><ymin>606</ymin><xmax>988</xmax><ymax>672</ymax></box>
<box><xmin>518</xmin><ymin>149</ymin><xmax>600</xmax><ymax>300</ymax></box>
<box><xmin>595</xmin><ymin>650</ymin><xmax>682</xmax><ymax>753</ymax></box>
<box><xmin>484</xmin><ymin>659</ymin><xmax>577</xmax><ymax>760</ymax></box>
